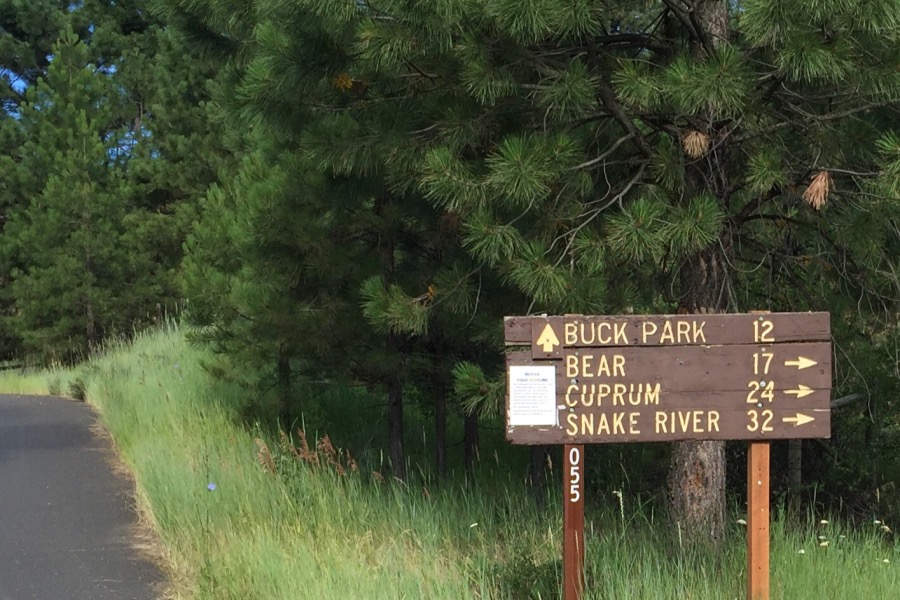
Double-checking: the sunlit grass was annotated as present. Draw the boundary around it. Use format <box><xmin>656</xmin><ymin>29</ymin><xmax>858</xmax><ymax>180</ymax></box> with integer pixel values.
<box><xmin>0</xmin><ymin>324</ymin><xmax>896</xmax><ymax>599</ymax></box>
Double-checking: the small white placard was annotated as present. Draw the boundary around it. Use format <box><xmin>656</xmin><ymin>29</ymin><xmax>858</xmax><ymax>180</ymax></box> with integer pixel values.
<box><xmin>509</xmin><ymin>365</ymin><xmax>557</xmax><ymax>426</ymax></box>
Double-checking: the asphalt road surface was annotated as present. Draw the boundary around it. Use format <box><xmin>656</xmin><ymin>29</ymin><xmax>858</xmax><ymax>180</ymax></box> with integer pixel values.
<box><xmin>0</xmin><ymin>394</ymin><xmax>165</xmax><ymax>600</ymax></box>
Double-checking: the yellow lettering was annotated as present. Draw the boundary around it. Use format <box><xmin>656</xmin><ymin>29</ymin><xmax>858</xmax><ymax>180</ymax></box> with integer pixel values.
<box><xmin>581</xmin><ymin>413</ymin><xmax>594</xmax><ymax>435</ymax></box>
<box><xmin>595</xmin><ymin>322</ymin><xmax>609</xmax><ymax>344</ymax></box>
<box><xmin>642</xmin><ymin>321</ymin><xmax>657</xmax><ymax>343</ymax></box>
<box><xmin>678</xmin><ymin>411</ymin><xmax>691</xmax><ymax>431</ymax></box>
<box><xmin>629</xmin><ymin>412</ymin><xmax>640</xmax><ymax>434</ymax></box>
<box><xmin>645</xmin><ymin>383</ymin><xmax>660</xmax><ymax>405</ymax></box>
<box><xmin>613</xmin><ymin>354</ymin><xmax>625</xmax><ymax>377</ymax></box>
<box><xmin>693</xmin><ymin>321</ymin><xmax>706</xmax><ymax>343</ymax></box>
<box><xmin>654</xmin><ymin>411</ymin><xmax>668</xmax><ymax>433</ymax></box>
<box><xmin>566</xmin><ymin>355</ymin><xmax>578</xmax><ymax>378</ymax></box>
<box><xmin>596</xmin><ymin>355</ymin><xmax>610</xmax><ymax>377</ymax></box>
<box><xmin>708</xmin><ymin>411</ymin><xmax>720</xmax><ymax>432</ymax></box>
<box><xmin>612</xmin><ymin>412</ymin><xmax>625</xmax><ymax>435</ymax></box>
<box><xmin>579</xmin><ymin>323</ymin><xmax>594</xmax><ymax>345</ymax></box>
<box><xmin>581</xmin><ymin>354</ymin><xmax>593</xmax><ymax>378</ymax></box>
<box><xmin>677</xmin><ymin>321</ymin><xmax>691</xmax><ymax>343</ymax></box>
<box><xmin>613</xmin><ymin>384</ymin><xmax>626</xmax><ymax>406</ymax></box>
<box><xmin>660</xmin><ymin>321</ymin><xmax>675</xmax><ymax>344</ymax></box>
<box><xmin>564</xmin><ymin>323</ymin><xmax>577</xmax><ymax>345</ymax></box>
<box><xmin>598</xmin><ymin>413</ymin><xmax>610</xmax><ymax>435</ymax></box>
<box><xmin>615</xmin><ymin>322</ymin><xmax>628</xmax><ymax>344</ymax></box>
<box><xmin>692</xmin><ymin>411</ymin><xmax>702</xmax><ymax>432</ymax></box>
<box><xmin>599</xmin><ymin>384</ymin><xmax>610</xmax><ymax>405</ymax></box>
<box><xmin>628</xmin><ymin>383</ymin><xmax>640</xmax><ymax>406</ymax></box>
<box><xmin>565</xmin><ymin>384</ymin><xmax>578</xmax><ymax>408</ymax></box>
<box><xmin>566</xmin><ymin>413</ymin><xmax>578</xmax><ymax>435</ymax></box>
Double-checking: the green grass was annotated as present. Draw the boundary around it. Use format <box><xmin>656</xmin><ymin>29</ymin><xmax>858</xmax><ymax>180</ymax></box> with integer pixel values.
<box><xmin>0</xmin><ymin>324</ymin><xmax>896</xmax><ymax>599</ymax></box>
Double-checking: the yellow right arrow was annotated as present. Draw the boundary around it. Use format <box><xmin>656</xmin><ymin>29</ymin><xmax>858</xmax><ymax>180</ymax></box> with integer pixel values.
<box><xmin>783</xmin><ymin>413</ymin><xmax>815</xmax><ymax>427</ymax></box>
<box><xmin>784</xmin><ymin>384</ymin><xmax>815</xmax><ymax>399</ymax></box>
<box><xmin>784</xmin><ymin>356</ymin><xmax>817</xmax><ymax>370</ymax></box>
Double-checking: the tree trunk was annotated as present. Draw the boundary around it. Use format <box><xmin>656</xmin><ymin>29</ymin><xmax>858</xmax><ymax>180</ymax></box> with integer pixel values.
<box><xmin>375</xmin><ymin>194</ymin><xmax>406</xmax><ymax>481</ymax></box>
<box><xmin>668</xmin><ymin>0</ymin><xmax>732</xmax><ymax>548</ymax></box>
<box><xmin>787</xmin><ymin>440</ymin><xmax>802</xmax><ymax>491</ymax></box>
<box><xmin>464</xmin><ymin>411</ymin><xmax>479</xmax><ymax>481</ymax></box>
<box><xmin>276</xmin><ymin>342</ymin><xmax>292</xmax><ymax>425</ymax></box>
<box><xmin>387</xmin><ymin>371</ymin><xmax>406</xmax><ymax>481</ymax></box>
<box><xmin>528</xmin><ymin>445</ymin><xmax>549</xmax><ymax>508</ymax></box>
<box><xmin>670</xmin><ymin>439</ymin><xmax>726</xmax><ymax>544</ymax></box>
<box><xmin>670</xmin><ymin>243</ymin><xmax>730</xmax><ymax>546</ymax></box>
<box><xmin>787</xmin><ymin>439</ymin><xmax>802</xmax><ymax>512</ymax></box>
<box><xmin>434</xmin><ymin>383</ymin><xmax>448</xmax><ymax>480</ymax></box>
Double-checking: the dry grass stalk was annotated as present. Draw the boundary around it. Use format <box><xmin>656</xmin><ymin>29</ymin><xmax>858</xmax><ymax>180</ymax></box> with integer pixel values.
<box><xmin>682</xmin><ymin>130</ymin><xmax>710</xmax><ymax>158</ymax></box>
<box><xmin>317</xmin><ymin>435</ymin><xmax>345</xmax><ymax>475</ymax></box>
<box><xmin>295</xmin><ymin>430</ymin><xmax>318</xmax><ymax>466</ymax></box>
<box><xmin>345</xmin><ymin>449</ymin><xmax>358</xmax><ymax>473</ymax></box>
<box><xmin>803</xmin><ymin>170</ymin><xmax>832</xmax><ymax>210</ymax></box>
<box><xmin>255</xmin><ymin>438</ymin><xmax>276</xmax><ymax>474</ymax></box>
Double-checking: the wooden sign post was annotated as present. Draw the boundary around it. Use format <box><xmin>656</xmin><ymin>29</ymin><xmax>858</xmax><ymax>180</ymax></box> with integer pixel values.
<box><xmin>503</xmin><ymin>312</ymin><xmax>832</xmax><ymax>599</ymax></box>
<box><xmin>563</xmin><ymin>444</ymin><xmax>585</xmax><ymax>600</ymax></box>
<box><xmin>747</xmin><ymin>442</ymin><xmax>770</xmax><ymax>600</ymax></box>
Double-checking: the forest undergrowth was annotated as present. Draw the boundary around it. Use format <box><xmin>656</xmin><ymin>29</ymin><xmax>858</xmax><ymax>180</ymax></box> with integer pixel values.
<box><xmin>0</xmin><ymin>324</ymin><xmax>896</xmax><ymax>599</ymax></box>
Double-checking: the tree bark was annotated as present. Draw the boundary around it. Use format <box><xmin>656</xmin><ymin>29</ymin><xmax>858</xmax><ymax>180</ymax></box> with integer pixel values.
<box><xmin>276</xmin><ymin>342</ymin><xmax>292</xmax><ymax>425</ymax></box>
<box><xmin>464</xmin><ymin>411</ymin><xmax>479</xmax><ymax>481</ymax></box>
<box><xmin>387</xmin><ymin>369</ymin><xmax>406</xmax><ymax>481</ymax></box>
<box><xmin>528</xmin><ymin>445</ymin><xmax>549</xmax><ymax>508</ymax></box>
<box><xmin>434</xmin><ymin>381</ymin><xmax>448</xmax><ymax>480</ymax></box>
<box><xmin>787</xmin><ymin>439</ymin><xmax>802</xmax><ymax>512</ymax></box>
<box><xmin>670</xmin><ymin>243</ymin><xmax>730</xmax><ymax>546</ymax></box>
<box><xmin>375</xmin><ymin>194</ymin><xmax>406</xmax><ymax>481</ymax></box>
<box><xmin>668</xmin><ymin>0</ymin><xmax>732</xmax><ymax>548</ymax></box>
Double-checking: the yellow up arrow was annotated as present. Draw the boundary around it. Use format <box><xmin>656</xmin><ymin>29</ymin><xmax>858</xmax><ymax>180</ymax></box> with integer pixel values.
<box><xmin>783</xmin><ymin>413</ymin><xmax>815</xmax><ymax>427</ymax></box>
<box><xmin>784</xmin><ymin>384</ymin><xmax>814</xmax><ymax>399</ymax></box>
<box><xmin>784</xmin><ymin>356</ymin><xmax>817</xmax><ymax>370</ymax></box>
<box><xmin>535</xmin><ymin>323</ymin><xmax>560</xmax><ymax>353</ymax></box>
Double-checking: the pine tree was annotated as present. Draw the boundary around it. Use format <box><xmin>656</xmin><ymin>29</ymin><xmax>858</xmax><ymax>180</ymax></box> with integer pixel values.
<box><xmin>159</xmin><ymin>0</ymin><xmax>900</xmax><ymax>523</ymax></box>
<box><xmin>0</xmin><ymin>29</ymin><xmax>134</xmax><ymax>358</ymax></box>
<box><xmin>288</xmin><ymin>0</ymin><xmax>898</xmax><ymax>538</ymax></box>
<box><xmin>0</xmin><ymin>3</ymin><xmax>223</xmax><ymax>360</ymax></box>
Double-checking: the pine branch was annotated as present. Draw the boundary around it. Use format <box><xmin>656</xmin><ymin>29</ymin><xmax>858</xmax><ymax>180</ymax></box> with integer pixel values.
<box><xmin>570</xmin><ymin>134</ymin><xmax>634</xmax><ymax>170</ymax></box>
<box><xmin>595</xmin><ymin>79</ymin><xmax>654</xmax><ymax>159</ymax></box>
<box><xmin>733</xmin><ymin>185</ymin><xmax>786</xmax><ymax>226</ymax></box>
<box><xmin>661</xmin><ymin>0</ymin><xmax>704</xmax><ymax>50</ymax></box>
<box><xmin>551</xmin><ymin>162</ymin><xmax>648</xmax><ymax>265</ymax></box>
<box><xmin>593</xmin><ymin>33</ymin><xmax>672</xmax><ymax>55</ymax></box>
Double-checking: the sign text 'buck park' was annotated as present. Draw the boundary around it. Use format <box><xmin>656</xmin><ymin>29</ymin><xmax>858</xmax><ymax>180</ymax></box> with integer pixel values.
<box><xmin>503</xmin><ymin>313</ymin><xmax>832</xmax><ymax>445</ymax></box>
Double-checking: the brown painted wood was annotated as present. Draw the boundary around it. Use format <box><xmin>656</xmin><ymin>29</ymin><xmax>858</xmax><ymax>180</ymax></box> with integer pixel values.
<box><xmin>552</xmin><ymin>343</ymin><xmax>832</xmax><ymax>392</ymax></box>
<box><xmin>504</xmin><ymin>315</ymin><xmax>533</xmax><ymax>344</ymax></box>
<box><xmin>504</xmin><ymin>312</ymin><xmax>830</xmax><ymax>347</ymax></box>
<box><xmin>507</xmin><ymin>409</ymin><xmax>830</xmax><ymax>444</ymax></box>
<box><xmin>747</xmin><ymin>442</ymin><xmax>770</xmax><ymax>600</ymax></box>
<box><xmin>563</xmin><ymin>444</ymin><xmax>585</xmax><ymax>600</ymax></box>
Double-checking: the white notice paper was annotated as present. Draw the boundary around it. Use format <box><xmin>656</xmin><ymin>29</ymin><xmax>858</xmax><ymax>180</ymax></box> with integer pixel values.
<box><xmin>509</xmin><ymin>365</ymin><xmax>558</xmax><ymax>426</ymax></box>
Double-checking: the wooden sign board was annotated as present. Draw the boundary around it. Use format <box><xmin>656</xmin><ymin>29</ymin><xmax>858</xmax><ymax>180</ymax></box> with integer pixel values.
<box><xmin>504</xmin><ymin>312</ymin><xmax>831</xmax><ymax>445</ymax></box>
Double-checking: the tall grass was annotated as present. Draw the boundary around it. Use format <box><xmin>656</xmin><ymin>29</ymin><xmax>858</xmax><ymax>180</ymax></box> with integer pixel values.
<box><xmin>0</xmin><ymin>324</ymin><xmax>896</xmax><ymax>599</ymax></box>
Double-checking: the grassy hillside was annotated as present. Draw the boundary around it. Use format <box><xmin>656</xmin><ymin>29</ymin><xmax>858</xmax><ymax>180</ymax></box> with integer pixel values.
<box><xmin>0</xmin><ymin>325</ymin><xmax>896</xmax><ymax>599</ymax></box>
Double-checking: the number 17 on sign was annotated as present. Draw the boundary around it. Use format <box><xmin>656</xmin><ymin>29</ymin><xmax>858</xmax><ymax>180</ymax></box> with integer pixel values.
<box><xmin>564</xmin><ymin>444</ymin><xmax>585</xmax><ymax>600</ymax></box>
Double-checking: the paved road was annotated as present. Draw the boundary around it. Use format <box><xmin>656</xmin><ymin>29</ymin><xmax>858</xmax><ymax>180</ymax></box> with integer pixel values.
<box><xmin>0</xmin><ymin>394</ymin><xmax>165</xmax><ymax>599</ymax></box>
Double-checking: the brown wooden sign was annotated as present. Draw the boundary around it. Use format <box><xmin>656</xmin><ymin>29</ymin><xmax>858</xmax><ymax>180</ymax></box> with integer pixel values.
<box><xmin>504</xmin><ymin>312</ymin><xmax>831</xmax><ymax>444</ymax></box>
